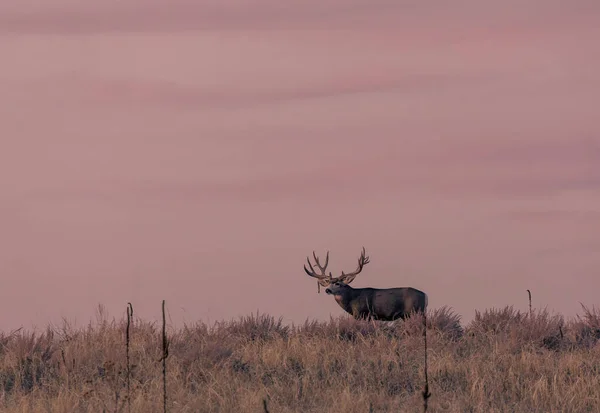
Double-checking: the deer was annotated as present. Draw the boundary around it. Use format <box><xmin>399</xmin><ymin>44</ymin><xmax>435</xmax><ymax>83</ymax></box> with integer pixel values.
<box><xmin>303</xmin><ymin>247</ymin><xmax>428</xmax><ymax>321</ymax></box>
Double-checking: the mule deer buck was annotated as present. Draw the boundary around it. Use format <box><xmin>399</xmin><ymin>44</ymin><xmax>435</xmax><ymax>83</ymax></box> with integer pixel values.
<box><xmin>303</xmin><ymin>247</ymin><xmax>428</xmax><ymax>321</ymax></box>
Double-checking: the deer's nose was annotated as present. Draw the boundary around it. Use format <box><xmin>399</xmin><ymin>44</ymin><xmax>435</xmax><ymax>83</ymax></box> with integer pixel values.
<box><xmin>325</xmin><ymin>288</ymin><xmax>332</xmax><ymax>294</ymax></box>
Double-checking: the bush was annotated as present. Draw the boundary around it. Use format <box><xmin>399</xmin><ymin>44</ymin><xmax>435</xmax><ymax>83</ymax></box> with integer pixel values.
<box><xmin>1</xmin><ymin>304</ymin><xmax>599</xmax><ymax>412</ymax></box>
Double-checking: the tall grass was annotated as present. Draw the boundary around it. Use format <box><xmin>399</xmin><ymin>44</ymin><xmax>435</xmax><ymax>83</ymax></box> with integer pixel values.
<box><xmin>1</xmin><ymin>304</ymin><xmax>599</xmax><ymax>412</ymax></box>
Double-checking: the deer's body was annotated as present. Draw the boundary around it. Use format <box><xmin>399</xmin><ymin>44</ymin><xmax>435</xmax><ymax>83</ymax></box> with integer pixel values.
<box><xmin>303</xmin><ymin>247</ymin><xmax>428</xmax><ymax>321</ymax></box>
<box><xmin>328</xmin><ymin>285</ymin><xmax>427</xmax><ymax>321</ymax></box>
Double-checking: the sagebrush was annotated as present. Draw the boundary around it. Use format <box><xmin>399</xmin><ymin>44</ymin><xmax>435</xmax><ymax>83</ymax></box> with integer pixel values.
<box><xmin>1</xmin><ymin>304</ymin><xmax>600</xmax><ymax>412</ymax></box>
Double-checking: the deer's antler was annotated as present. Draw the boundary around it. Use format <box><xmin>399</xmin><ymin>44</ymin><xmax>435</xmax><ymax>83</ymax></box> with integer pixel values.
<box><xmin>338</xmin><ymin>247</ymin><xmax>370</xmax><ymax>285</ymax></box>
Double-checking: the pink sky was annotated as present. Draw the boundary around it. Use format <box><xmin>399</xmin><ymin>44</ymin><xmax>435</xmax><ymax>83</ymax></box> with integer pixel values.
<box><xmin>1</xmin><ymin>0</ymin><xmax>599</xmax><ymax>331</ymax></box>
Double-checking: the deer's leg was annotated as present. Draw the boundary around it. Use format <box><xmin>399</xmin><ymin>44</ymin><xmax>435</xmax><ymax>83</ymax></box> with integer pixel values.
<box><xmin>350</xmin><ymin>302</ymin><xmax>363</xmax><ymax>320</ymax></box>
<box><xmin>352</xmin><ymin>309</ymin><xmax>363</xmax><ymax>320</ymax></box>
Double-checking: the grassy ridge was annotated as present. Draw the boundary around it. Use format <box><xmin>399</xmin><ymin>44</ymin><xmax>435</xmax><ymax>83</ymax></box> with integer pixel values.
<box><xmin>1</xmin><ymin>305</ymin><xmax>600</xmax><ymax>412</ymax></box>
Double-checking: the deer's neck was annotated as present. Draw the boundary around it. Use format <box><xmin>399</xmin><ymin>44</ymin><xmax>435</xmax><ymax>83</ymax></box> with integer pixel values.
<box><xmin>333</xmin><ymin>288</ymin><xmax>357</xmax><ymax>312</ymax></box>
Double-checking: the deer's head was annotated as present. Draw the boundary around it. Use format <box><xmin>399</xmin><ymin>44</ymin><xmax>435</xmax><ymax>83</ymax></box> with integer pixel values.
<box><xmin>303</xmin><ymin>247</ymin><xmax>370</xmax><ymax>294</ymax></box>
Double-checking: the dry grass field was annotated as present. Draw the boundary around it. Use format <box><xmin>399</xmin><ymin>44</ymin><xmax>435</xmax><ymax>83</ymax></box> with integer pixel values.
<box><xmin>1</xmin><ymin>304</ymin><xmax>600</xmax><ymax>413</ymax></box>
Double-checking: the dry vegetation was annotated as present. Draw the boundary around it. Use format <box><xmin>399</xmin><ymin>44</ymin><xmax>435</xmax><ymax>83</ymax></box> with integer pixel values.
<box><xmin>1</xmin><ymin>304</ymin><xmax>600</xmax><ymax>413</ymax></box>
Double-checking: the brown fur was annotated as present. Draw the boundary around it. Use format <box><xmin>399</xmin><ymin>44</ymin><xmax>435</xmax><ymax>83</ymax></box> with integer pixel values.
<box><xmin>305</xmin><ymin>248</ymin><xmax>428</xmax><ymax>321</ymax></box>
<box><xmin>329</xmin><ymin>285</ymin><xmax>428</xmax><ymax>321</ymax></box>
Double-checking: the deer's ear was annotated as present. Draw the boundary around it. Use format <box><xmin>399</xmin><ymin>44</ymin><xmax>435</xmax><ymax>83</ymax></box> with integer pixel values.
<box><xmin>339</xmin><ymin>274</ymin><xmax>357</xmax><ymax>285</ymax></box>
